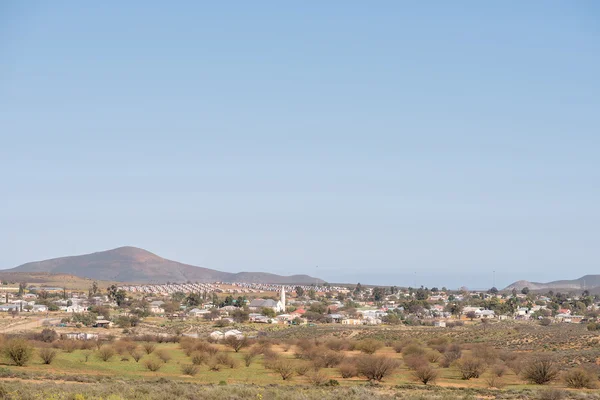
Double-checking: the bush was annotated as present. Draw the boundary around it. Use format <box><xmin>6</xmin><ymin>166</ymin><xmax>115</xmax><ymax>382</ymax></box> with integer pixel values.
<box><xmin>492</xmin><ymin>363</ymin><xmax>507</xmax><ymax>377</ymax></box>
<box><xmin>3</xmin><ymin>339</ymin><xmax>33</xmax><ymax>366</ymax></box>
<box><xmin>129</xmin><ymin>349</ymin><xmax>143</xmax><ymax>362</ymax></box>
<box><xmin>224</xmin><ymin>336</ymin><xmax>249</xmax><ymax>353</ymax></box>
<box><xmin>181</xmin><ymin>364</ymin><xmax>199</xmax><ymax>376</ymax></box>
<box><xmin>441</xmin><ymin>343</ymin><xmax>461</xmax><ymax>367</ymax></box>
<box><xmin>191</xmin><ymin>351</ymin><xmax>209</xmax><ymax>365</ymax></box>
<box><xmin>563</xmin><ymin>367</ymin><xmax>596</xmax><ymax>389</ymax></box>
<box><xmin>295</xmin><ymin>363</ymin><xmax>310</xmax><ymax>376</ymax></box>
<box><xmin>40</xmin><ymin>328</ymin><xmax>58</xmax><ymax>343</ymax></box>
<box><xmin>207</xmin><ymin>356</ymin><xmax>221</xmax><ymax>371</ymax></box>
<box><xmin>339</xmin><ymin>362</ymin><xmax>358</xmax><ymax>378</ymax></box>
<box><xmin>522</xmin><ymin>356</ymin><xmax>559</xmax><ymax>385</ymax></box>
<box><xmin>216</xmin><ymin>353</ymin><xmax>237</xmax><ymax>368</ymax></box>
<box><xmin>96</xmin><ymin>345</ymin><xmax>115</xmax><ymax>362</ymax></box>
<box><xmin>426</xmin><ymin>351</ymin><xmax>442</xmax><ymax>363</ymax></box>
<box><xmin>485</xmin><ymin>374</ymin><xmax>505</xmax><ymax>389</ymax></box>
<box><xmin>60</xmin><ymin>340</ymin><xmax>79</xmax><ymax>353</ymax></box>
<box><xmin>356</xmin><ymin>355</ymin><xmax>399</xmax><ymax>382</ymax></box>
<box><xmin>243</xmin><ymin>352</ymin><xmax>256</xmax><ymax>367</ymax></box>
<box><xmin>402</xmin><ymin>343</ymin><xmax>426</xmax><ymax>358</ymax></box>
<box><xmin>325</xmin><ymin>339</ymin><xmax>347</xmax><ymax>351</ymax></box>
<box><xmin>142</xmin><ymin>342</ymin><xmax>156</xmax><ymax>355</ymax></box>
<box><xmin>413</xmin><ymin>365</ymin><xmax>439</xmax><ymax>385</ymax></box>
<box><xmin>144</xmin><ymin>358</ymin><xmax>163</xmax><ymax>371</ymax></box>
<box><xmin>539</xmin><ymin>318</ymin><xmax>552</xmax><ymax>326</ymax></box>
<box><xmin>457</xmin><ymin>357</ymin><xmax>486</xmax><ymax>380</ymax></box>
<box><xmin>156</xmin><ymin>349</ymin><xmax>171</xmax><ymax>363</ymax></box>
<box><xmin>307</xmin><ymin>369</ymin><xmax>328</xmax><ymax>386</ymax></box>
<box><xmin>39</xmin><ymin>347</ymin><xmax>58</xmax><ymax>365</ymax></box>
<box><xmin>470</xmin><ymin>344</ymin><xmax>498</xmax><ymax>365</ymax></box>
<box><xmin>272</xmin><ymin>359</ymin><xmax>295</xmax><ymax>380</ymax></box>
<box><xmin>357</xmin><ymin>339</ymin><xmax>383</xmax><ymax>354</ymax></box>
<box><xmin>537</xmin><ymin>389</ymin><xmax>566</xmax><ymax>400</ymax></box>
<box><xmin>404</xmin><ymin>354</ymin><xmax>428</xmax><ymax>371</ymax></box>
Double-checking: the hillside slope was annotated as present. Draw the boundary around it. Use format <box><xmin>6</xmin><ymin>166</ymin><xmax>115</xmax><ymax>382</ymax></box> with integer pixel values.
<box><xmin>7</xmin><ymin>247</ymin><xmax>323</xmax><ymax>284</ymax></box>
<box><xmin>504</xmin><ymin>275</ymin><xmax>600</xmax><ymax>291</ymax></box>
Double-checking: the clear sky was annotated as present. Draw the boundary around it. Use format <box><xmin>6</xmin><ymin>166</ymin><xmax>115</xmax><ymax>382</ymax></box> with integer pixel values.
<box><xmin>1</xmin><ymin>2</ymin><xmax>599</xmax><ymax>289</ymax></box>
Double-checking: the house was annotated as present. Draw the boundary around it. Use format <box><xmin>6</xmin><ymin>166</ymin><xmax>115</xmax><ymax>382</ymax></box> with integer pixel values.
<box><xmin>188</xmin><ymin>308</ymin><xmax>209</xmax><ymax>317</ymax></box>
<box><xmin>149</xmin><ymin>301</ymin><xmax>165</xmax><ymax>314</ymax></box>
<box><xmin>434</xmin><ymin>320</ymin><xmax>447</xmax><ymax>328</ymax></box>
<box><xmin>248</xmin><ymin>287</ymin><xmax>286</xmax><ymax>313</ymax></box>
<box><xmin>341</xmin><ymin>318</ymin><xmax>362</xmax><ymax>325</ymax></box>
<box><xmin>249</xmin><ymin>313</ymin><xmax>271</xmax><ymax>323</ymax></box>
<box><xmin>94</xmin><ymin>319</ymin><xmax>112</xmax><ymax>328</ymax></box>
<box><xmin>0</xmin><ymin>304</ymin><xmax>19</xmax><ymax>312</ymax></box>
<box><xmin>65</xmin><ymin>332</ymin><xmax>98</xmax><ymax>340</ymax></box>
<box><xmin>224</xmin><ymin>329</ymin><xmax>244</xmax><ymax>339</ymax></box>
<box><xmin>31</xmin><ymin>305</ymin><xmax>48</xmax><ymax>313</ymax></box>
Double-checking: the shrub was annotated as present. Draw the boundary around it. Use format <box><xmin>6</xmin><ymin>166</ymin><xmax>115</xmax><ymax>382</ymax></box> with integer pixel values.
<box><xmin>339</xmin><ymin>362</ymin><xmax>358</xmax><ymax>378</ymax></box>
<box><xmin>60</xmin><ymin>340</ymin><xmax>79</xmax><ymax>353</ymax></box>
<box><xmin>404</xmin><ymin>354</ymin><xmax>428</xmax><ymax>371</ymax></box>
<box><xmin>426</xmin><ymin>351</ymin><xmax>442</xmax><ymax>363</ymax></box>
<box><xmin>413</xmin><ymin>365</ymin><xmax>439</xmax><ymax>385</ymax></box>
<box><xmin>39</xmin><ymin>347</ymin><xmax>58</xmax><ymax>365</ymax></box>
<box><xmin>402</xmin><ymin>343</ymin><xmax>426</xmax><ymax>358</ymax></box>
<box><xmin>356</xmin><ymin>355</ymin><xmax>399</xmax><ymax>382</ymax></box>
<box><xmin>243</xmin><ymin>352</ymin><xmax>256</xmax><ymax>367</ymax></box>
<box><xmin>563</xmin><ymin>367</ymin><xmax>596</xmax><ymax>389</ymax></box>
<box><xmin>485</xmin><ymin>374</ymin><xmax>505</xmax><ymax>389</ymax></box>
<box><xmin>492</xmin><ymin>363</ymin><xmax>507</xmax><ymax>377</ymax></box>
<box><xmin>539</xmin><ymin>318</ymin><xmax>552</xmax><ymax>326</ymax></box>
<box><xmin>144</xmin><ymin>358</ymin><xmax>163</xmax><ymax>371</ymax></box>
<box><xmin>191</xmin><ymin>351</ymin><xmax>209</xmax><ymax>365</ymax></box>
<box><xmin>325</xmin><ymin>339</ymin><xmax>347</xmax><ymax>351</ymax></box>
<box><xmin>223</xmin><ymin>336</ymin><xmax>248</xmax><ymax>353</ymax></box>
<box><xmin>357</xmin><ymin>339</ymin><xmax>383</xmax><ymax>354</ymax></box>
<box><xmin>142</xmin><ymin>342</ymin><xmax>156</xmax><ymax>355</ymax></box>
<box><xmin>470</xmin><ymin>344</ymin><xmax>498</xmax><ymax>365</ymax></box>
<box><xmin>156</xmin><ymin>349</ymin><xmax>171</xmax><ymax>363</ymax></box>
<box><xmin>295</xmin><ymin>363</ymin><xmax>310</xmax><ymax>376</ymax></box>
<box><xmin>457</xmin><ymin>357</ymin><xmax>486</xmax><ymax>380</ymax></box>
<box><xmin>272</xmin><ymin>359</ymin><xmax>295</xmax><ymax>380</ymax></box>
<box><xmin>522</xmin><ymin>356</ymin><xmax>559</xmax><ymax>385</ymax></box>
<box><xmin>40</xmin><ymin>328</ymin><xmax>58</xmax><ymax>343</ymax></box>
<box><xmin>312</xmin><ymin>350</ymin><xmax>345</xmax><ymax>368</ymax></box>
<box><xmin>207</xmin><ymin>356</ymin><xmax>221</xmax><ymax>371</ymax></box>
<box><xmin>96</xmin><ymin>345</ymin><xmax>115</xmax><ymax>362</ymax></box>
<box><xmin>129</xmin><ymin>349</ymin><xmax>143</xmax><ymax>362</ymax></box>
<box><xmin>307</xmin><ymin>369</ymin><xmax>328</xmax><ymax>386</ymax></box>
<box><xmin>181</xmin><ymin>364</ymin><xmax>199</xmax><ymax>376</ymax></box>
<box><xmin>537</xmin><ymin>389</ymin><xmax>566</xmax><ymax>400</ymax></box>
<box><xmin>216</xmin><ymin>353</ymin><xmax>237</xmax><ymax>368</ymax></box>
<box><xmin>440</xmin><ymin>344</ymin><xmax>461</xmax><ymax>368</ymax></box>
<box><xmin>2</xmin><ymin>339</ymin><xmax>32</xmax><ymax>366</ymax></box>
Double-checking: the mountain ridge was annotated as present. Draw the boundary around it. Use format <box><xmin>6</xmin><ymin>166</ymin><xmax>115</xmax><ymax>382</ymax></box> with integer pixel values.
<box><xmin>504</xmin><ymin>275</ymin><xmax>600</xmax><ymax>291</ymax></box>
<box><xmin>6</xmin><ymin>246</ymin><xmax>324</xmax><ymax>285</ymax></box>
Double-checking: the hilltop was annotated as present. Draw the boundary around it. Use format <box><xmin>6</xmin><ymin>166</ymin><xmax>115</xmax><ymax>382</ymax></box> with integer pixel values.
<box><xmin>504</xmin><ymin>275</ymin><xmax>600</xmax><ymax>291</ymax></box>
<box><xmin>5</xmin><ymin>246</ymin><xmax>323</xmax><ymax>285</ymax></box>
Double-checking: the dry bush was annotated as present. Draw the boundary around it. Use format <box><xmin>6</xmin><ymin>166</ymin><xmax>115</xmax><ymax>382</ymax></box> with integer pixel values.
<box><xmin>522</xmin><ymin>356</ymin><xmax>559</xmax><ymax>385</ymax></box>
<box><xmin>356</xmin><ymin>355</ymin><xmax>399</xmax><ymax>382</ymax></box>
<box><xmin>115</xmin><ymin>339</ymin><xmax>137</xmax><ymax>356</ymax></box>
<box><xmin>181</xmin><ymin>364</ymin><xmax>199</xmax><ymax>376</ymax></box>
<box><xmin>156</xmin><ymin>349</ymin><xmax>171</xmax><ymax>363</ymax></box>
<box><xmin>357</xmin><ymin>339</ymin><xmax>383</xmax><ymax>354</ymax></box>
<box><xmin>312</xmin><ymin>350</ymin><xmax>345</xmax><ymax>368</ymax></box>
<box><xmin>492</xmin><ymin>363</ymin><xmax>507</xmax><ymax>377</ymax></box>
<box><xmin>427</xmin><ymin>350</ymin><xmax>442</xmax><ymax>363</ymax></box>
<box><xmin>404</xmin><ymin>354</ymin><xmax>428</xmax><ymax>371</ymax></box>
<box><xmin>325</xmin><ymin>339</ymin><xmax>347</xmax><ymax>352</ymax></box>
<box><xmin>507</xmin><ymin>358</ymin><xmax>524</xmax><ymax>375</ymax></box>
<box><xmin>272</xmin><ymin>359</ymin><xmax>295</xmax><ymax>380</ymax></box>
<box><xmin>191</xmin><ymin>351</ymin><xmax>209</xmax><ymax>365</ymax></box>
<box><xmin>339</xmin><ymin>361</ymin><xmax>358</xmax><ymax>378</ymax></box>
<box><xmin>280</xmin><ymin>342</ymin><xmax>292</xmax><ymax>352</ymax></box>
<box><xmin>413</xmin><ymin>365</ymin><xmax>439</xmax><ymax>385</ymax></box>
<box><xmin>224</xmin><ymin>336</ymin><xmax>249</xmax><ymax>353</ymax></box>
<box><xmin>60</xmin><ymin>340</ymin><xmax>79</xmax><ymax>353</ymax></box>
<box><xmin>2</xmin><ymin>339</ymin><xmax>33</xmax><ymax>367</ymax></box>
<box><xmin>207</xmin><ymin>356</ymin><xmax>221</xmax><ymax>371</ymax></box>
<box><xmin>39</xmin><ymin>347</ymin><xmax>57</xmax><ymax>365</ymax></box>
<box><xmin>562</xmin><ymin>367</ymin><xmax>596</xmax><ymax>389</ymax></box>
<box><xmin>129</xmin><ymin>349</ymin><xmax>143</xmax><ymax>363</ymax></box>
<box><xmin>295</xmin><ymin>363</ymin><xmax>310</xmax><ymax>376</ymax></box>
<box><xmin>80</xmin><ymin>350</ymin><xmax>92</xmax><ymax>363</ymax></box>
<box><xmin>499</xmin><ymin>350</ymin><xmax>519</xmax><ymax>362</ymax></box>
<box><xmin>471</xmin><ymin>344</ymin><xmax>498</xmax><ymax>365</ymax></box>
<box><xmin>307</xmin><ymin>369</ymin><xmax>328</xmax><ymax>386</ymax></box>
<box><xmin>402</xmin><ymin>343</ymin><xmax>426</xmax><ymax>358</ymax></box>
<box><xmin>485</xmin><ymin>374</ymin><xmax>505</xmax><ymax>389</ymax></box>
<box><xmin>142</xmin><ymin>342</ymin><xmax>156</xmax><ymax>355</ymax></box>
<box><xmin>457</xmin><ymin>357</ymin><xmax>486</xmax><ymax>380</ymax></box>
<box><xmin>427</xmin><ymin>336</ymin><xmax>449</xmax><ymax>352</ymax></box>
<box><xmin>79</xmin><ymin>340</ymin><xmax>96</xmax><ymax>350</ymax></box>
<box><xmin>216</xmin><ymin>352</ymin><xmax>237</xmax><ymax>369</ymax></box>
<box><xmin>96</xmin><ymin>345</ymin><xmax>115</xmax><ymax>362</ymax></box>
<box><xmin>243</xmin><ymin>352</ymin><xmax>256</xmax><ymax>367</ymax></box>
<box><xmin>144</xmin><ymin>357</ymin><xmax>163</xmax><ymax>371</ymax></box>
<box><xmin>440</xmin><ymin>344</ymin><xmax>461</xmax><ymax>368</ymax></box>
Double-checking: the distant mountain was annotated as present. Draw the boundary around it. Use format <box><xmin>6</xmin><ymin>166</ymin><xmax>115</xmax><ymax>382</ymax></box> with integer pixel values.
<box><xmin>504</xmin><ymin>275</ymin><xmax>600</xmax><ymax>291</ymax></box>
<box><xmin>6</xmin><ymin>247</ymin><xmax>324</xmax><ymax>285</ymax></box>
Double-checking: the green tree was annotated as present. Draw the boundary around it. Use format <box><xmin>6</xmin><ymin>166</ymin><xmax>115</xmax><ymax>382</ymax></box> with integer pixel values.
<box><xmin>295</xmin><ymin>286</ymin><xmax>305</xmax><ymax>297</ymax></box>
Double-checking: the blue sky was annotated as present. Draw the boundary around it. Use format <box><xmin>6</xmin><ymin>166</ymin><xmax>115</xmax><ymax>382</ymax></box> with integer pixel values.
<box><xmin>1</xmin><ymin>2</ymin><xmax>599</xmax><ymax>289</ymax></box>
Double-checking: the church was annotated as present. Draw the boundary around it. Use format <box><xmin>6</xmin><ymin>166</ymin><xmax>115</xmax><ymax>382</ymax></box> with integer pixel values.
<box><xmin>247</xmin><ymin>286</ymin><xmax>286</xmax><ymax>313</ymax></box>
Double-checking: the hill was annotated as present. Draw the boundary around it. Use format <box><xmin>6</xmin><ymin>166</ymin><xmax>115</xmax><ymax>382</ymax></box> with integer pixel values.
<box><xmin>0</xmin><ymin>272</ymin><xmax>116</xmax><ymax>290</ymax></box>
<box><xmin>504</xmin><ymin>275</ymin><xmax>600</xmax><ymax>291</ymax></box>
<box><xmin>5</xmin><ymin>247</ymin><xmax>324</xmax><ymax>285</ymax></box>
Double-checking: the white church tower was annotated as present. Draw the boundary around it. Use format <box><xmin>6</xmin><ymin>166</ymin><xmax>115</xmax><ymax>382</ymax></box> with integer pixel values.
<box><xmin>279</xmin><ymin>286</ymin><xmax>286</xmax><ymax>312</ymax></box>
